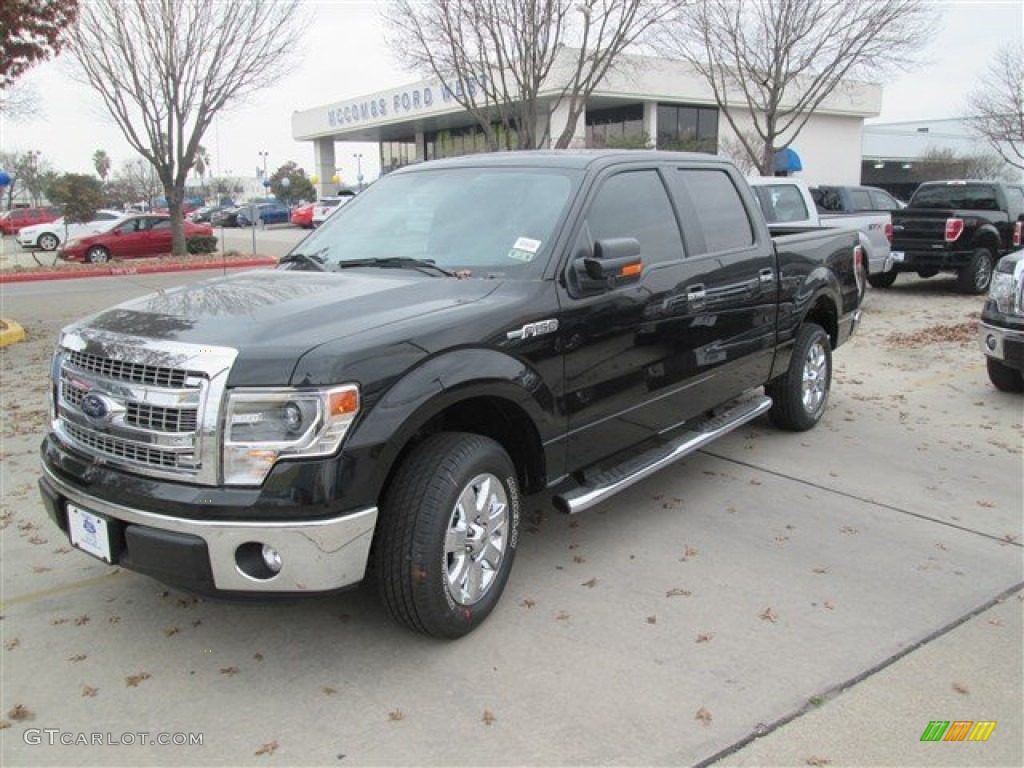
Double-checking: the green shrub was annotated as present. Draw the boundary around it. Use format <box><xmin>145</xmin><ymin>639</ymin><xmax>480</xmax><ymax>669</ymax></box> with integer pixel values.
<box><xmin>186</xmin><ymin>235</ymin><xmax>218</xmax><ymax>254</ymax></box>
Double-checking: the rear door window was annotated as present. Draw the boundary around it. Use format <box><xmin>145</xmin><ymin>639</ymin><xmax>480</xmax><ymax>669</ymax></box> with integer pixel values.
<box><xmin>670</xmin><ymin>169</ymin><xmax>754</xmax><ymax>255</ymax></box>
<box><xmin>849</xmin><ymin>189</ymin><xmax>873</xmax><ymax>210</ymax></box>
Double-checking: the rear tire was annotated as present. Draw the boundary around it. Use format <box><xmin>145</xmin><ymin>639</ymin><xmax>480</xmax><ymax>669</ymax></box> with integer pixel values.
<box><xmin>767</xmin><ymin>323</ymin><xmax>832</xmax><ymax>432</ymax></box>
<box><xmin>868</xmin><ymin>271</ymin><xmax>898</xmax><ymax>289</ymax></box>
<box><xmin>86</xmin><ymin>246</ymin><xmax>110</xmax><ymax>264</ymax></box>
<box><xmin>986</xmin><ymin>358</ymin><xmax>1024</xmax><ymax>393</ymax></box>
<box><xmin>38</xmin><ymin>233</ymin><xmax>59</xmax><ymax>251</ymax></box>
<box><xmin>957</xmin><ymin>248</ymin><xmax>994</xmax><ymax>294</ymax></box>
<box><xmin>376</xmin><ymin>433</ymin><xmax>520</xmax><ymax>638</ymax></box>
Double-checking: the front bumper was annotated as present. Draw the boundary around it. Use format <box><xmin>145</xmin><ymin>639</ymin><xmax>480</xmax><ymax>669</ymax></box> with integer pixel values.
<box><xmin>39</xmin><ymin>463</ymin><xmax>377</xmax><ymax>595</ymax></box>
<box><xmin>979</xmin><ymin>321</ymin><xmax>1024</xmax><ymax>371</ymax></box>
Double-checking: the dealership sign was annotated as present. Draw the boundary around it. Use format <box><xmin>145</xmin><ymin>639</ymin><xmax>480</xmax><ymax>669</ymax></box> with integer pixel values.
<box><xmin>326</xmin><ymin>76</ymin><xmax>488</xmax><ymax>129</ymax></box>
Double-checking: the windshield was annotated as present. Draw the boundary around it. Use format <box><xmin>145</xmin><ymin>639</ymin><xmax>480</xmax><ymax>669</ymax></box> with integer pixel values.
<box><xmin>910</xmin><ymin>184</ymin><xmax>999</xmax><ymax>210</ymax></box>
<box><xmin>290</xmin><ymin>167</ymin><xmax>579</xmax><ymax>277</ymax></box>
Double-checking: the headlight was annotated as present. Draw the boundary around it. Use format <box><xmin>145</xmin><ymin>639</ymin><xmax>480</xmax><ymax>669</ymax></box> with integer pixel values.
<box><xmin>988</xmin><ymin>271</ymin><xmax>1015</xmax><ymax>314</ymax></box>
<box><xmin>223</xmin><ymin>384</ymin><xmax>360</xmax><ymax>485</ymax></box>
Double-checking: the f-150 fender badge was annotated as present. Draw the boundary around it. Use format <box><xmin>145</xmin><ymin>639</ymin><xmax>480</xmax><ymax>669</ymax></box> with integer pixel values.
<box><xmin>507</xmin><ymin>319</ymin><xmax>559</xmax><ymax>340</ymax></box>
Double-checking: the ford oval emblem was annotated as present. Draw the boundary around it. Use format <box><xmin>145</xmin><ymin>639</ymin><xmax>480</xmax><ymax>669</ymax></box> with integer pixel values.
<box><xmin>80</xmin><ymin>393</ymin><xmax>109</xmax><ymax>420</ymax></box>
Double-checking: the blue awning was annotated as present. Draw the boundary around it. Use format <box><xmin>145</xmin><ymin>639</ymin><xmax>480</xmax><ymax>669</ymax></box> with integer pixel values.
<box><xmin>774</xmin><ymin>148</ymin><xmax>803</xmax><ymax>173</ymax></box>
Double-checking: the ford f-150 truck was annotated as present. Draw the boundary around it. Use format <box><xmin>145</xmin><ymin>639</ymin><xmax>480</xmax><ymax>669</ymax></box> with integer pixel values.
<box><xmin>39</xmin><ymin>151</ymin><xmax>862</xmax><ymax>638</ymax></box>
<box><xmin>886</xmin><ymin>180</ymin><xmax>1024</xmax><ymax>294</ymax></box>
<box><xmin>979</xmin><ymin>248</ymin><xmax>1024</xmax><ymax>392</ymax></box>
<box><xmin>747</xmin><ymin>176</ymin><xmax>891</xmax><ymax>295</ymax></box>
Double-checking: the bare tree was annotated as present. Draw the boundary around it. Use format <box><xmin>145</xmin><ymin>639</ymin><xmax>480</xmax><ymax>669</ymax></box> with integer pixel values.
<box><xmin>64</xmin><ymin>0</ymin><xmax>305</xmax><ymax>254</ymax></box>
<box><xmin>657</xmin><ymin>0</ymin><xmax>939</xmax><ymax>175</ymax></box>
<box><xmin>963</xmin><ymin>43</ymin><xmax>1024</xmax><ymax>172</ymax></box>
<box><xmin>915</xmin><ymin>147</ymin><xmax>1019</xmax><ymax>183</ymax></box>
<box><xmin>109</xmin><ymin>157</ymin><xmax>165</xmax><ymax>210</ymax></box>
<box><xmin>0</xmin><ymin>80</ymin><xmax>42</xmax><ymax>120</ymax></box>
<box><xmin>0</xmin><ymin>149</ymin><xmax>50</xmax><ymax>208</ymax></box>
<box><xmin>385</xmin><ymin>0</ymin><xmax>667</xmax><ymax>150</ymax></box>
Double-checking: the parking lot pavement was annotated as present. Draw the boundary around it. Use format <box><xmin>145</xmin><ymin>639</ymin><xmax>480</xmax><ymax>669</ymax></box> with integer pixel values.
<box><xmin>1</xmin><ymin>274</ymin><xmax>1021</xmax><ymax>766</ymax></box>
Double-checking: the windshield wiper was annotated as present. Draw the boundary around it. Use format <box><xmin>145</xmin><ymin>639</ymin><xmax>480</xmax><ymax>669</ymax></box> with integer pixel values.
<box><xmin>279</xmin><ymin>249</ymin><xmax>326</xmax><ymax>271</ymax></box>
<box><xmin>335</xmin><ymin>257</ymin><xmax>457</xmax><ymax>277</ymax></box>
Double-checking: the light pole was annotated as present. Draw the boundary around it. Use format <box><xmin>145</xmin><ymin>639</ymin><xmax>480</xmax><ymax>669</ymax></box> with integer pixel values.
<box><xmin>353</xmin><ymin>153</ymin><xmax>363</xmax><ymax>192</ymax></box>
<box><xmin>258</xmin><ymin>151</ymin><xmax>269</xmax><ymax>198</ymax></box>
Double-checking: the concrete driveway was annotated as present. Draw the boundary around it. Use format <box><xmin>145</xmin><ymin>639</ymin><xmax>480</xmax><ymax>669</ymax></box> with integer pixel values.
<box><xmin>0</xmin><ymin>271</ymin><xmax>1020</xmax><ymax>766</ymax></box>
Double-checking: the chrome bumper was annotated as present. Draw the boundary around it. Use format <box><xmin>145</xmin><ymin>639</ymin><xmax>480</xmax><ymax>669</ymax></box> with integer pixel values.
<box><xmin>979</xmin><ymin>322</ymin><xmax>1024</xmax><ymax>363</ymax></box>
<box><xmin>42</xmin><ymin>464</ymin><xmax>377</xmax><ymax>593</ymax></box>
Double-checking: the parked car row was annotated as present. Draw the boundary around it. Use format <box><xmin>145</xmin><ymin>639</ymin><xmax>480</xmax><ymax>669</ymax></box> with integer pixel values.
<box><xmin>59</xmin><ymin>215</ymin><xmax>214</xmax><ymax>263</ymax></box>
<box><xmin>0</xmin><ymin>206</ymin><xmax>62</xmax><ymax>235</ymax></box>
<box><xmin>16</xmin><ymin>209</ymin><xmax>125</xmax><ymax>251</ymax></box>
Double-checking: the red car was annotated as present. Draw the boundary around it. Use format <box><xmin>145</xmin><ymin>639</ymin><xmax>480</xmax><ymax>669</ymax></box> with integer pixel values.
<box><xmin>290</xmin><ymin>202</ymin><xmax>314</xmax><ymax>228</ymax></box>
<box><xmin>60</xmin><ymin>214</ymin><xmax>214</xmax><ymax>263</ymax></box>
<box><xmin>0</xmin><ymin>206</ymin><xmax>62</xmax><ymax>235</ymax></box>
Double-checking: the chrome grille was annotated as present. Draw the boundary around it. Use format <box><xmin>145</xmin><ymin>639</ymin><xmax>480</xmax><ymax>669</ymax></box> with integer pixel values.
<box><xmin>65</xmin><ymin>422</ymin><xmax>183</xmax><ymax>468</ymax></box>
<box><xmin>53</xmin><ymin>333</ymin><xmax>237</xmax><ymax>485</ymax></box>
<box><xmin>65</xmin><ymin>349</ymin><xmax>192</xmax><ymax>388</ymax></box>
<box><xmin>126</xmin><ymin>402</ymin><xmax>198</xmax><ymax>433</ymax></box>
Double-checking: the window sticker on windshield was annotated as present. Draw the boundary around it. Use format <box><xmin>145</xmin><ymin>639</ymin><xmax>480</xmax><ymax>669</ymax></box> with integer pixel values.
<box><xmin>508</xmin><ymin>236</ymin><xmax>541</xmax><ymax>262</ymax></box>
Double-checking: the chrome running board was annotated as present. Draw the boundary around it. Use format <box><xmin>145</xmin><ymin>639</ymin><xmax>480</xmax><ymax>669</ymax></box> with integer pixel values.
<box><xmin>553</xmin><ymin>394</ymin><xmax>772</xmax><ymax>515</ymax></box>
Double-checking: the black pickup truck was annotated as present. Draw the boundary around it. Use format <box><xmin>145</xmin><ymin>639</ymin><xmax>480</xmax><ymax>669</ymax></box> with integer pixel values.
<box><xmin>39</xmin><ymin>151</ymin><xmax>862</xmax><ymax>637</ymax></box>
<box><xmin>881</xmin><ymin>180</ymin><xmax>1024</xmax><ymax>293</ymax></box>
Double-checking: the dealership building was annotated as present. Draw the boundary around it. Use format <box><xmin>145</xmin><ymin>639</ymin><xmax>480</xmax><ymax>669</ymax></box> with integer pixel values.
<box><xmin>292</xmin><ymin>51</ymin><xmax>882</xmax><ymax>195</ymax></box>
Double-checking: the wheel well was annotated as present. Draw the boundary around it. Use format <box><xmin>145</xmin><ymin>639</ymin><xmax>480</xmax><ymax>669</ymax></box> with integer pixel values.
<box><xmin>804</xmin><ymin>297</ymin><xmax>838</xmax><ymax>348</ymax></box>
<box><xmin>389</xmin><ymin>396</ymin><xmax>546</xmax><ymax>496</ymax></box>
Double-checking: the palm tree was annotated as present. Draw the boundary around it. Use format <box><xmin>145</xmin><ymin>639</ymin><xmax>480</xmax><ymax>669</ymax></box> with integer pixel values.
<box><xmin>92</xmin><ymin>149</ymin><xmax>111</xmax><ymax>182</ymax></box>
<box><xmin>193</xmin><ymin>145</ymin><xmax>211</xmax><ymax>196</ymax></box>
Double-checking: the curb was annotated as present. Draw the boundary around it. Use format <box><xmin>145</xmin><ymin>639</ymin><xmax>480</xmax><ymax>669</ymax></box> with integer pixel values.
<box><xmin>0</xmin><ymin>318</ymin><xmax>26</xmax><ymax>348</ymax></box>
<box><xmin>0</xmin><ymin>256</ymin><xmax>278</xmax><ymax>284</ymax></box>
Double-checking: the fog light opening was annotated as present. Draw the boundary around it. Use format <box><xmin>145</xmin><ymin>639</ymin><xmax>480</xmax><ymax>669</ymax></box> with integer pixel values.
<box><xmin>985</xmin><ymin>335</ymin><xmax>997</xmax><ymax>352</ymax></box>
<box><xmin>235</xmin><ymin>541</ymin><xmax>283</xmax><ymax>581</ymax></box>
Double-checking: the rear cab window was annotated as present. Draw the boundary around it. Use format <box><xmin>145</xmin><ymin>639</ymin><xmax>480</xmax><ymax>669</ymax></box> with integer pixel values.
<box><xmin>668</xmin><ymin>168</ymin><xmax>755</xmax><ymax>255</ymax></box>
<box><xmin>911</xmin><ymin>184</ymin><xmax>999</xmax><ymax>210</ymax></box>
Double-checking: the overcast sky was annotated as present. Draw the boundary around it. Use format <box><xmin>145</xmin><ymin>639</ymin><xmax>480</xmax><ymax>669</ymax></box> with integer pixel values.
<box><xmin>1</xmin><ymin>0</ymin><xmax>1022</xmax><ymax>185</ymax></box>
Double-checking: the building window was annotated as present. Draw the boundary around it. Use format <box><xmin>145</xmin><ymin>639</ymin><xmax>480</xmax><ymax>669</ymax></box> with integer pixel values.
<box><xmin>585</xmin><ymin>105</ymin><xmax>645</xmax><ymax>149</ymax></box>
<box><xmin>657</xmin><ymin>104</ymin><xmax>718</xmax><ymax>154</ymax></box>
<box><xmin>424</xmin><ymin>123</ymin><xmax>518</xmax><ymax>162</ymax></box>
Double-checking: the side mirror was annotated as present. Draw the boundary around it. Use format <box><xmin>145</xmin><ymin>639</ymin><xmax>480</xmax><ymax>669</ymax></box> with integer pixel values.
<box><xmin>576</xmin><ymin>237</ymin><xmax>643</xmax><ymax>284</ymax></box>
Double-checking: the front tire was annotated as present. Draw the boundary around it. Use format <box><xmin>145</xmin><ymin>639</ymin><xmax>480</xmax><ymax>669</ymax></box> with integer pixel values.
<box><xmin>376</xmin><ymin>433</ymin><xmax>520</xmax><ymax>638</ymax></box>
<box><xmin>986</xmin><ymin>358</ymin><xmax>1024</xmax><ymax>393</ymax></box>
<box><xmin>38</xmin><ymin>233</ymin><xmax>59</xmax><ymax>251</ymax></box>
<box><xmin>86</xmin><ymin>246</ymin><xmax>110</xmax><ymax>264</ymax></box>
<box><xmin>767</xmin><ymin>323</ymin><xmax>832</xmax><ymax>431</ymax></box>
<box><xmin>957</xmin><ymin>248</ymin><xmax>994</xmax><ymax>294</ymax></box>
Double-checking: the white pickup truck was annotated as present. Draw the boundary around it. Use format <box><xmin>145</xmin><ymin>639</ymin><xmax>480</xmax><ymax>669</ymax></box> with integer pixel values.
<box><xmin>747</xmin><ymin>176</ymin><xmax>894</xmax><ymax>290</ymax></box>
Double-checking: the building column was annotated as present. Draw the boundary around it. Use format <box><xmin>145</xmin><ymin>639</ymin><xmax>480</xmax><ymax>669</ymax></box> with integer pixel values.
<box><xmin>313</xmin><ymin>138</ymin><xmax>336</xmax><ymax>198</ymax></box>
<box><xmin>548</xmin><ymin>99</ymin><xmax>586</xmax><ymax>149</ymax></box>
<box><xmin>644</xmin><ymin>101</ymin><xmax>658</xmax><ymax>148</ymax></box>
<box><xmin>415</xmin><ymin>129</ymin><xmax>426</xmax><ymax>162</ymax></box>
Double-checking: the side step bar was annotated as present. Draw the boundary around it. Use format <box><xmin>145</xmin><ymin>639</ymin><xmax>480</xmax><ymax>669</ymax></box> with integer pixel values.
<box><xmin>553</xmin><ymin>394</ymin><xmax>772</xmax><ymax>515</ymax></box>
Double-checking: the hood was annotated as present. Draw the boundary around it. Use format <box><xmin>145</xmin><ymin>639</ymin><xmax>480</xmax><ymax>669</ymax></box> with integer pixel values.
<box><xmin>68</xmin><ymin>269</ymin><xmax>501</xmax><ymax>384</ymax></box>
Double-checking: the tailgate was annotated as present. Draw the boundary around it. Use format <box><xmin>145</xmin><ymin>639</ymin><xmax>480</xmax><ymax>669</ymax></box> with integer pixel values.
<box><xmin>891</xmin><ymin>209</ymin><xmax>953</xmax><ymax>249</ymax></box>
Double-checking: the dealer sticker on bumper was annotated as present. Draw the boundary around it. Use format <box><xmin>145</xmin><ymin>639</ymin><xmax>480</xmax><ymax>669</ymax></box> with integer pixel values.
<box><xmin>891</xmin><ymin>251</ymin><xmax>904</xmax><ymax>262</ymax></box>
<box><xmin>67</xmin><ymin>503</ymin><xmax>113</xmax><ymax>562</ymax></box>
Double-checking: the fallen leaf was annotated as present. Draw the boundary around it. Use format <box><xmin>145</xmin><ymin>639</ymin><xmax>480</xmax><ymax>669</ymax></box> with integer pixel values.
<box><xmin>255</xmin><ymin>740</ymin><xmax>278</xmax><ymax>756</ymax></box>
<box><xmin>581</xmin><ymin>578</ymin><xmax>597</xmax><ymax>588</ymax></box>
<box><xmin>253</xmin><ymin>653</ymin><xmax>264</xmax><ymax>661</ymax></box>
<box><xmin>192</xmin><ymin>619</ymin><xmax>202</xmax><ymax>628</ymax></box>
<box><xmin>73</xmin><ymin>615</ymin><xmax>90</xmax><ymax>626</ymax></box>
<box><xmin>988</xmin><ymin>618</ymin><xmax>1003</xmax><ymax>626</ymax></box>
<box><xmin>572</xmin><ymin>554</ymin><xmax>586</xmax><ymax>564</ymax></box>
<box><xmin>164</xmin><ymin>626</ymin><xmax>180</xmax><ymax>637</ymax></box>
<box><xmin>681</xmin><ymin>545</ymin><xmax>699</xmax><ymax>560</ymax></box>
<box><xmin>32</xmin><ymin>565</ymin><xmax>51</xmax><ymax>573</ymax></box>
<box><xmin>482</xmin><ymin>710</ymin><xmax>496</xmax><ymax>726</ymax></box>
<box><xmin>520</xmin><ymin>599</ymin><xmax>536</xmax><ymax>609</ymax></box>
<box><xmin>322</xmin><ymin>687</ymin><xmax>337</xmax><ymax>696</ymax></box>
<box><xmin>840</xmin><ymin>526</ymin><xmax>859</xmax><ymax>535</ymax></box>
<box><xmin>81</xmin><ymin>685</ymin><xmax>98</xmax><ymax>698</ymax></box>
<box><xmin>7</xmin><ymin>704</ymin><xmax>33</xmax><ymax>721</ymax></box>
<box><xmin>824</xmin><ymin>601</ymin><xmax>836</xmax><ymax>611</ymax></box>
<box><xmin>696</xmin><ymin>633</ymin><xmax>714</xmax><ymax>643</ymax></box>
<box><xmin>124</xmin><ymin>672</ymin><xmax>151</xmax><ymax>687</ymax></box>
<box><xmin>805</xmin><ymin>757</ymin><xmax>831</xmax><ymax>766</ymax></box>
<box><xmin>953</xmin><ymin>682</ymin><xmax>969</xmax><ymax>695</ymax></box>
<box><xmin>220</xmin><ymin>666</ymin><xmax>240</xmax><ymax>677</ymax></box>
<box><xmin>4</xmin><ymin>638</ymin><xmax>19</xmax><ymax>651</ymax></box>
<box><xmin>67</xmin><ymin>654</ymin><xmax>87</xmax><ymax>663</ymax></box>
<box><xmin>0</xmin><ymin>721</ymin><xmax>10</xmax><ymax>730</ymax></box>
<box><xmin>812</xmin><ymin>567</ymin><xmax>829</xmax><ymax>575</ymax></box>
<box><xmin>646</xmin><ymin>615</ymin><xmax>657</xmax><ymax>624</ymax></box>
<box><xmin>555</xmin><ymin>611</ymin><xmax>570</xmax><ymax>622</ymax></box>
<box><xmin>760</xmin><ymin>607</ymin><xmax>778</xmax><ymax>623</ymax></box>
<box><xmin>695</xmin><ymin>706</ymin><xmax>712</xmax><ymax>725</ymax></box>
<box><xmin>108</xmin><ymin>616</ymin><xmax>120</xmax><ymax>624</ymax></box>
<box><xmin>666</xmin><ymin>587</ymin><xmax>692</xmax><ymax>598</ymax></box>
<box><xmin>976</xmin><ymin>500</ymin><xmax>995</xmax><ymax>508</ymax></box>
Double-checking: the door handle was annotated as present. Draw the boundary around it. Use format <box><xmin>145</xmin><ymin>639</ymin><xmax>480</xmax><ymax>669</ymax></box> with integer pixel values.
<box><xmin>759</xmin><ymin>268</ymin><xmax>774</xmax><ymax>284</ymax></box>
<box><xmin>686</xmin><ymin>284</ymin><xmax>706</xmax><ymax>310</ymax></box>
